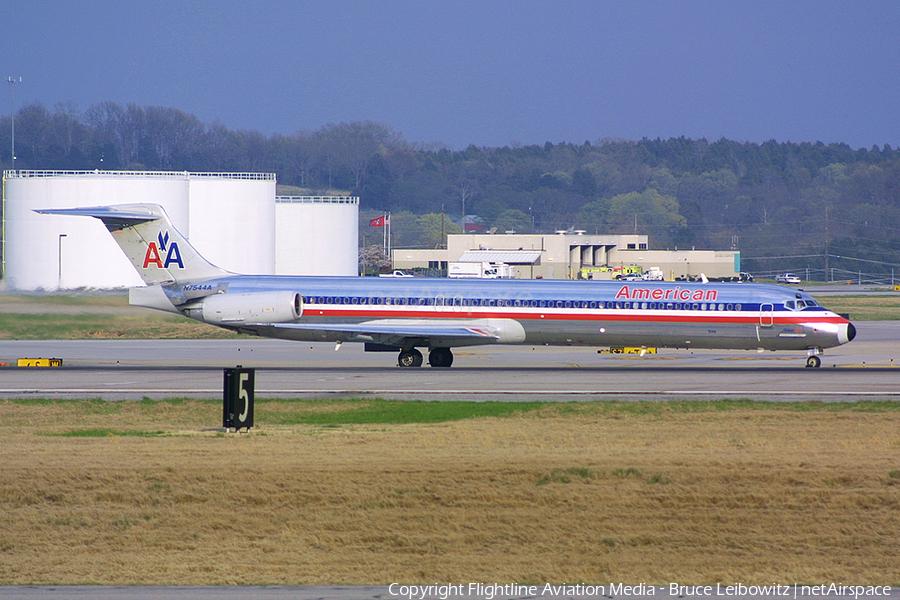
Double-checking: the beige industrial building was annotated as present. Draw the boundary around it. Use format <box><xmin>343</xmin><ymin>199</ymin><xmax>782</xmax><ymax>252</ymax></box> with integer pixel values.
<box><xmin>392</xmin><ymin>231</ymin><xmax>740</xmax><ymax>280</ymax></box>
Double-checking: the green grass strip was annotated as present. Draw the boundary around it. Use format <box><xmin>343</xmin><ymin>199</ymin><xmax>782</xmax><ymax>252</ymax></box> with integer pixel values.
<box><xmin>8</xmin><ymin>397</ymin><xmax>900</xmax><ymax>428</ymax></box>
<box><xmin>261</xmin><ymin>399</ymin><xmax>547</xmax><ymax>425</ymax></box>
<box><xmin>47</xmin><ymin>429</ymin><xmax>167</xmax><ymax>438</ymax></box>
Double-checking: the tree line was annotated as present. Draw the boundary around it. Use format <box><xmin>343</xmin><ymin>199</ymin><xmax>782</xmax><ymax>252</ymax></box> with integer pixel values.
<box><xmin>3</xmin><ymin>101</ymin><xmax>900</xmax><ymax>280</ymax></box>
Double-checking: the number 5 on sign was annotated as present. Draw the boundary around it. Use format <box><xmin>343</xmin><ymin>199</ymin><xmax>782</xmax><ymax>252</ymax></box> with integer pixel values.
<box><xmin>238</xmin><ymin>372</ymin><xmax>251</xmax><ymax>421</ymax></box>
<box><xmin>223</xmin><ymin>367</ymin><xmax>255</xmax><ymax>431</ymax></box>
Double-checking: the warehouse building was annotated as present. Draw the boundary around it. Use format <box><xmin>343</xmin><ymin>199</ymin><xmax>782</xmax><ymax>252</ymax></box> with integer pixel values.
<box><xmin>393</xmin><ymin>231</ymin><xmax>740</xmax><ymax>280</ymax></box>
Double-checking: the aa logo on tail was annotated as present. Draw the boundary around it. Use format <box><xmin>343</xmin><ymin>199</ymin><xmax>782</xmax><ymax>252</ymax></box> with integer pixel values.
<box><xmin>143</xmin><ymin>231</ymin><xmax>184</xmax><ymax>269</ymax></box>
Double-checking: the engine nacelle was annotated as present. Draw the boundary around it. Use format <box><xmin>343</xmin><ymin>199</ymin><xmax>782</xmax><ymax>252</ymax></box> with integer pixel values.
<box><xmin>187</xmin><ymin>291</ymin><xmax>302</xmax><ymax>325</ymax></box>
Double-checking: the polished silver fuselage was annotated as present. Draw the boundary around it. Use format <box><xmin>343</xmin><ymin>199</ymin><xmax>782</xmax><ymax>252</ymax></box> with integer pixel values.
<box><xmin>177</xmin><ymin>275</ymin><xmax>855</xmax><ymax>352</ymax></box>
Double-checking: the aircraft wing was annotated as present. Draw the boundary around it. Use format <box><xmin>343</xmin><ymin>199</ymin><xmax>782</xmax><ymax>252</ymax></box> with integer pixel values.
<box><xmin>264</xmin><ymin>320</ymin><xmax>501</xmax><ymax>348</ymax></box>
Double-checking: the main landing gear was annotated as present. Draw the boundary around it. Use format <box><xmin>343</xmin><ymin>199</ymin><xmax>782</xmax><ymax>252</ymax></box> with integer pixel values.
<box><xmin>428</xmin><ymin>347</ymin><xmax>454</xmax><ymax>367</ymax></box>
<box><xmin>398</xmin><ymin>348</ymin><xmax>454</xmax><ymax>368</ymax></box>
<box><xmin>398</xmin><ymin>348</ymin><xmax>423</xmax><ymax>367</ymax></box>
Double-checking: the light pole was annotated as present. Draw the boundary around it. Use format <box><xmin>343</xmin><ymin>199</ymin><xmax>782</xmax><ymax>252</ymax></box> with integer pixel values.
<box><xmin>7</xmin><ymin>77</ymin><xmax>22</xmax><ymax>169</ymax></box>
<box><xmin>58</xmin><ymin>234</ymin><xmax>67</xmax><ymax>289</ymax></box>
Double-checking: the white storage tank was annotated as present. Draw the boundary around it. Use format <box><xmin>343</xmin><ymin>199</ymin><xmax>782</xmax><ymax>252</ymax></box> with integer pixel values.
<box><xmin>275</xmin><ymin>197</ymin><xmax>359</xmax><ymax>276</ymax></box>
<box><xmin>189</xmin><ymin>174</ymin><xmax>276</xmax><ymax>275</ymax></box>
<box><xmin>3</xmin><ymin>170</ymin><xmax>275</xmax><ymax>290</ymax></box>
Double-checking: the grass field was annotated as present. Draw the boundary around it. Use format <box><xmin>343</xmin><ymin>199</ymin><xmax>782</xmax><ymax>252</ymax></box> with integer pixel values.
<box><xmin>817</xmin><ymin>294</ymin><xmax>900</xmax><ymax>320</ymax></box>
<box><xmin>0</xmin><ymin>293</ymin><xmax>239</xmax><ymax>339</ymax></box>
<box><xmin>1</xmin><ymin>398</ymin><xmax>898</xmax><ymax>586</ymax></box>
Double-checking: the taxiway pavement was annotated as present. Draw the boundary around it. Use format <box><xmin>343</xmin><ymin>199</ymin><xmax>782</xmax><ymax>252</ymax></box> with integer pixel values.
<box><xmin>0</xmin><ymin>321</ymin><xmax>896</xmax><ymax>401</ymax></box>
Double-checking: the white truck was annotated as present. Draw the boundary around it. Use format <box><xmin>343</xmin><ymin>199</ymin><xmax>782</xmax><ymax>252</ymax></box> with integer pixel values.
<box><xmin>448</xmin><ymin>261</ymin><xmax>513</xmax><ymax>279</ymax></box>
<box><xmin>641</xmin><ymin>267</ymin><xmax>664</xmax><ymax>281</ymax></box>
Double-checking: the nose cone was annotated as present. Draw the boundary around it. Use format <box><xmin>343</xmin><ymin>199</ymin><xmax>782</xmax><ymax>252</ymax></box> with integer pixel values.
<box><xmin>836</xmin><ymin>320</ymin><xmax>857</xmax><ymax>345</ymax></box>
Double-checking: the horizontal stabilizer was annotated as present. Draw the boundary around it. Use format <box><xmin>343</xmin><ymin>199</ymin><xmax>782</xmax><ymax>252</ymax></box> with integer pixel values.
<box><xmin>35</xmin><ymin>205</ymin><xmax>162</xmax><ymax>228</ymax></box>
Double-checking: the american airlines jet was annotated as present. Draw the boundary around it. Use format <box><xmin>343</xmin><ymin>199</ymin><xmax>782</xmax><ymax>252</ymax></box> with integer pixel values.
<box><xmin>38</xmin><ymin>204</ymin><xmax>856</xmax><ymax>369</ymax></box>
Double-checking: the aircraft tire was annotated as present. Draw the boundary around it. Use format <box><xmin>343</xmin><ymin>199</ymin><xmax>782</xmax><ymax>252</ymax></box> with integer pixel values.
<box><xmin>806</xmin><ymin>355</ymin><xmax>821</xmax><ymax>368</ymax></box>
<box><xmin>398</xmin><ymin>349</ymin><xmax>424</xmax><ymax>368</ymax></box>
<box><xmin>429</xmin><ymin>347</ymin><xmax>454</xmax><ymax>368</ymax></box>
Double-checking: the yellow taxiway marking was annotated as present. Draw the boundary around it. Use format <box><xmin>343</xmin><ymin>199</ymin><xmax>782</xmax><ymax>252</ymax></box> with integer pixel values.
<box><xmin>720</xmin><ymin>356</ymin><xmax>797</xmax><ymax>361</ymax></box>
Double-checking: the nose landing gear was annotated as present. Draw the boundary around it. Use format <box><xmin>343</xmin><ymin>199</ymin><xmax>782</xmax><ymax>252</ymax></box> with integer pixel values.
<box><xmin>806</xmin><ymin>349</ymin><xmax>822</xmax><ymax>368</ymax></box>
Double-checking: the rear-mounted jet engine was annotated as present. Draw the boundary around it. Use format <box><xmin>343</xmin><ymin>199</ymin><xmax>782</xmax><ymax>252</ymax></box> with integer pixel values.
<box><xmin>183</xmin><ymin>290</ymin><xmax>302</xmax><ymax>325</ymax></box>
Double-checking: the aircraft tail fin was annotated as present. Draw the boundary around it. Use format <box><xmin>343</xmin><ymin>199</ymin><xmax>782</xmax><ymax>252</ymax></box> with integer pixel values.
<box><xmin>35</xmin><ymin>203</ymin><xmax>228</xmax><ymax>285</ymax></box>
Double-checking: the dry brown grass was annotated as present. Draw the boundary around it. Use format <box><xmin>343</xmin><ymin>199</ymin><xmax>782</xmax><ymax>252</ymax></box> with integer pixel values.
<box><xmin>0</xmin><ymin>400</ymin><xmax>898</xmax><ymax>586</ymax></box>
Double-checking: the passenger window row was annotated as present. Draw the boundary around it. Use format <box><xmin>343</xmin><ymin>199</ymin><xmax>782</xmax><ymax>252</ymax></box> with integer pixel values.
<box><xmin>301</xmin><ymin>295</ymin><xmax>772</xmax><ymax>312</ymax></box>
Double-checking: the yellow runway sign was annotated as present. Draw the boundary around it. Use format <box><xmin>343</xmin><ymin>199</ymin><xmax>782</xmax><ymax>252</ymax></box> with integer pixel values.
<box><xmin>17</xmin><ymin>358</ymin><xmax>63</xmax><ymax>367</ymax></box>
<box><xmin>598</xmin><ymin>347</ymin><xmax>658</xmax><ymax>355</ymax></box>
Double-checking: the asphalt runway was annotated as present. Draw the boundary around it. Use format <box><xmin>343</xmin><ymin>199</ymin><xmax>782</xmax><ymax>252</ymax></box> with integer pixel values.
<box><xmin>0</xmin><ymin>321</ymin><xmax>897</xmax><ymax>401</ymax></box>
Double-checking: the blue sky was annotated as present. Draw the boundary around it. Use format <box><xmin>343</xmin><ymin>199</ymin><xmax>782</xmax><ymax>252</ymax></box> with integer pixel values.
<box><xmin>4</xmin><ymin>0</ymin><xmax>899</xmax><ymax>149</ymax></box>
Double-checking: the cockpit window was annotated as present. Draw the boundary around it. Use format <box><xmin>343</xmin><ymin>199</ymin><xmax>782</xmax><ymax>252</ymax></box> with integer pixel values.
<box><xmin>786</xmin><ymin>299</ymin><xmax>820</xmax><ymax>311</ymax></box>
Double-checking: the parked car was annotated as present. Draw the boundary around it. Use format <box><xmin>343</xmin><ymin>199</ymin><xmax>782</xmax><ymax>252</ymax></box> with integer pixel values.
<box><xmin>775</xmin><ymin>272</ymin><xmax>801</xmax><ymax>284</ymax></box>
<box><xmin>615</xmin><ymin>273</ymin><xmax>643</xmax><ymax>281</ymax></box>
<box><xmin>378</xmin><ymin>270</ymin><xmax>420</xmax><ymax>278</ymax></box>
